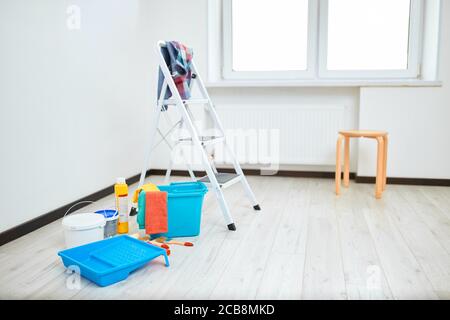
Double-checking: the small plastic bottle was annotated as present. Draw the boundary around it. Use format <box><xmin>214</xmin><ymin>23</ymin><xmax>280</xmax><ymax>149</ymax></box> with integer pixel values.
<box><xmin>114</xmin><ymin>177</ymin><xmax>129</xmax><ymax>234</ymax></box>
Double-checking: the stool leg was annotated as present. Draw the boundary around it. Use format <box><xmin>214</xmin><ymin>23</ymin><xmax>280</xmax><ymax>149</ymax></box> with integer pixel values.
<box><xmin>336</xmin><ymin>134</ymin><xmax>344</xmax><ymax>195</ymax></box>
<box><xmin>344</xmin><ymin>136</ymin><xmax>350</xmax><ymax>187</ymax></box>
<box><xmin>383</xmin><ymin>135</ymin><xmax>388</xmax><ymax>191</ymax></box>
<box><xmin>375</xmin><ymin>136</ymin><xmax>385</xmax><ymax>199</ymax></box>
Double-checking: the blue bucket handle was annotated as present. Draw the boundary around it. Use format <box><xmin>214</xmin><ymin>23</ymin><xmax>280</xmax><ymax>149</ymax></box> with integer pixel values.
<box><xmin>95</xmin><ymin>208</ymin><xmax>119</xmax><ymax>219</ymax></box>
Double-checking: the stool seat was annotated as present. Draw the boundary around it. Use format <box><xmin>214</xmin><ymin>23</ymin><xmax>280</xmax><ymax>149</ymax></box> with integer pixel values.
<box><xmin>339</xmin><ymin>130</ymin><xmax>387</xmax><ymax>138</ymax></box>
<box><xmin>336</xmin><ymin>130</ymin><xmax>389</xmax><ymax>199</ymax></box>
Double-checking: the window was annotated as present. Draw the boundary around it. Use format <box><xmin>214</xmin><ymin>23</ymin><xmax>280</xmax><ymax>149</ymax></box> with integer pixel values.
<box><xmin>222</xmin><ymin>0</ymin><xmax>423</xmax><ymax>80</ymax></box>
<box><xmin>223</xmin><ymin>0</ymin><xmax>318</xmax><ymax>79</ymax></box>
<box><xmin>319</xmin><ymin>0</ymin><xmax>422</xmax><ymax>78</ymax></box>
<box><xmin>228</xmin><ymin>0</ymin><xmax>309</xmax><ymax>73</ymax></box>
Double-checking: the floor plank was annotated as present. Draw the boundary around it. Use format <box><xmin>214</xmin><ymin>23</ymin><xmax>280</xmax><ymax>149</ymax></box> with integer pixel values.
<box><xmin>399</xmin><ymin>186</ymin><xmax>450</xmax><ymax>255</ymax></box>
<box><xmin>209</xmin><ymin>177</ymin><xmax>294</xmax><ymax>299</ymax></box>
<box><xmin>360</xmin><ymin>184</ymin><xmax>438</xmax><ymax>299</ymax></box>
<box><xmin>387</xmin><ymin>186</ymin><xmax>450</xmax><ymax>294</ymax></box>
<box><xmin>255</xmin><ymin>178</ymin><xmax>312</xmax><ymax>299</ymax></box>
<box><xmin>301</xmin><ymin>179</ymin><xmax>347</xmax><ymax>300</ymax></box>
<box><xmin>335</xmin><ymin>182</ymin><xmax>393</xmax><ymax>299</ymax></box>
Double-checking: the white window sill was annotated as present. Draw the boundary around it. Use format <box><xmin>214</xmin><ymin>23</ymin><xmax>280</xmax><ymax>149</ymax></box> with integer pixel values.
<box><xmin>205</xmin><ymin>79</ymin><xmax>442</xmax><ymax>88</ymax></box>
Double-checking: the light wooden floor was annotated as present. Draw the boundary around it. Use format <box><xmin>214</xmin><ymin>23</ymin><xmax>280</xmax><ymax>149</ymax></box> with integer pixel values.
<box><xmin>1</xmin><ymin>175</ymin><xmax>449</xmax><ymax>300</ymax></box>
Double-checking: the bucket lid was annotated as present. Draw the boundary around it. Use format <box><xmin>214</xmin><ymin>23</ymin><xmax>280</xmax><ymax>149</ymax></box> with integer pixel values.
<box><xmin>62</xmin><ymin>213</ymin><xmax>106</xmax><ymax>231</ymax></box>
<box><xmin>94</xmin><ymin>209</ymin><xmax>118</xmax><ymax>220</ymax></box>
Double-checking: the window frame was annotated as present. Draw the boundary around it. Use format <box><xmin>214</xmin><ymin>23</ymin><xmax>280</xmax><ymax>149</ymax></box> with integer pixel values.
<box><xmin>222</xmin><ymin>0</ymin><xmax>424</xmax><ymax>81</ymax></box>
<box><xmin>222</xmin><ymin>0</ymin><xmax>319</xmax><ymax>80</ymax></box>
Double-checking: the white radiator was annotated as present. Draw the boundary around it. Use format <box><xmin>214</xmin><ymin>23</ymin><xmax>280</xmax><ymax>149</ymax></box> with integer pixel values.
<box><xmin>215</xmin><ymin>104</ymin><xmax>352</xmax><ymax>166</ymax></box>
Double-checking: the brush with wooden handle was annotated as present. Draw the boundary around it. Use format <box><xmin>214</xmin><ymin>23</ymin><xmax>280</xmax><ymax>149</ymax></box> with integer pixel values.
<box><xmin>148</xmin><ymin>240</ymin><xmax>170</xmax><ymax>250</ymax></box>
<box><xmin>154</xmin><ymin>237</ymin><xmax>194</xmax><ymax>247</ymax></box>
<box><xmin>130</xmin><ymin>233</ymin><xmax>171</xmax><ymax>255</ymax></box>
<box><xmin>167</xmin><ymin>240</ymin><xmax>193</xmax><ymax>247</ymax></box>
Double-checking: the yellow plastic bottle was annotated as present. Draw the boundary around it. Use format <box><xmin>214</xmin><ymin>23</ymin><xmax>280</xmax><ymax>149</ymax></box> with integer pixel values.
<box><xmin>114</xmin><ymin>177</ymin><xmax>129</xmax><ymax>234</ymax></box>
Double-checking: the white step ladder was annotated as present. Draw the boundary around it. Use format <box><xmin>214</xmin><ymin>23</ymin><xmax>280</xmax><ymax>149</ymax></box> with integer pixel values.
<box><xmin>137</xmin><ymin>41</ymin><xmax>261</xmax><ymax>231</ymax></box>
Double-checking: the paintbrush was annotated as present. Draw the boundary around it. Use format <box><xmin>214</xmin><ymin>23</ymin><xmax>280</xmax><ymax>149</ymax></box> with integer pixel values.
<box><xmin>148</xmin><ymin>240</ymin><xmax>170</xmax><ymax>250</ymax></box>
<box><xmin>154</xmin><ymin>236</ymin><xmax>194</xmax><ymax>247</ymax></box>
<box><xmin>131</xmin><ymin>233</ymin><xmax>171</xmax><ymax>255</ymax></box>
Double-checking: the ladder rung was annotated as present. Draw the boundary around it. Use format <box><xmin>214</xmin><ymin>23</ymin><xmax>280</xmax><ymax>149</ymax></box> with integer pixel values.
<box><xmin>159</xmin><ymin>98</ymin><xmax>209</xmax><ymax>106</ymax></box>
<box><xmin>197</xmin><ymin>172</ymin><xmax>242</xmax><ymax>189</ymax></box>
<box><xmin>178</xmin><ymin>136</ymin><xmax>224</xmax><ymax>146</ymax></box>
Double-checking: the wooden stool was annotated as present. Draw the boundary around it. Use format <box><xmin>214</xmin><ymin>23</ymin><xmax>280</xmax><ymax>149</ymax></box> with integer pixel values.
<box><xmin>335</xmin><ymin>130</ymin><xmax>388</xmax><ymax>199</ymax></box>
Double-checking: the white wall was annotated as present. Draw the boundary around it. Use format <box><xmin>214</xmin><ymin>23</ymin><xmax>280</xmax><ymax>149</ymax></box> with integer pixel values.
<box><xmin>357</xmin><ymin>1</ymin><xmax>450</xmax><ymax>179</ymax></box>
<box><xmin>0</xmin><ymin>0</ymin><xmax>156</xmax><ymax>232</ymax></box>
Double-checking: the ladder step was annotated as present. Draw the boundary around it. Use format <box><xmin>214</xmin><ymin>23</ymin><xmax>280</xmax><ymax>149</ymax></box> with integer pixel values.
<box><xmin>178</xmin><ymin>136</ymin><xmax>224</xmax><ymax>146</ymax></box>
<box><xmin>160</xmin><ymin>98</ymin><xmax>209</xmax><ymax>106</ymax></box>
<box><xmin>197</xmin><ymin>172</ymin><xmax>242</xmax><ymax>189</ymax></box>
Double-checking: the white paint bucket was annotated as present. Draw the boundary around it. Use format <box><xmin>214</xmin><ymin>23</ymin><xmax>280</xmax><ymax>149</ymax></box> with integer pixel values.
<box><xmin>62</xmin><ymin>201</ymin><xmax>106</xmax><ymax>248</ymax></box>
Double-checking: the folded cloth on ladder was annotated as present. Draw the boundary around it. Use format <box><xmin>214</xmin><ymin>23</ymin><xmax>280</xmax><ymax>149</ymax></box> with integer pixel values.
<box><xmin>145</xmin><ymin>191</ymin><xmax>168</xmax><ymax>235</ymax></box>
<box><xmin>157</xmin><ymin>41</ymin><xmax>193</xmax><ymax>104</ymax></box>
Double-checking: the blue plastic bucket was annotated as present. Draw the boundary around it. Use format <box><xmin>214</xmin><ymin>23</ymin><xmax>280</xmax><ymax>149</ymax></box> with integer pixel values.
<box><xmin>156</xmin><ymin>182</ymin><xmax>208</xmax><ymax>238</ymax></box>
<box><xmin>94</xmin><ymin>209</ymin><xmax>118</xmax><ymax>238</ymax></box>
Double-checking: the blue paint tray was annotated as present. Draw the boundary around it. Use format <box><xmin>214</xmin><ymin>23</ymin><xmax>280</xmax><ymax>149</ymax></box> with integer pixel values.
<box><xmin>58</xmin><ymin>235</ymin><xmax>169</xmax><ymax>287</ymax></box>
